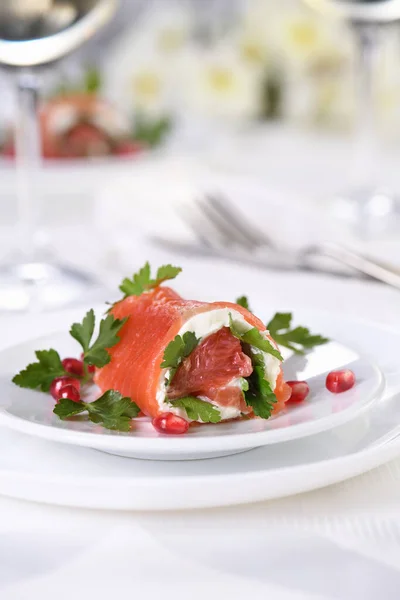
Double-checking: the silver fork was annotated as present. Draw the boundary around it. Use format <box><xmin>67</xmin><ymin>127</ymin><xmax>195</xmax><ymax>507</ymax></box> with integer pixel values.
<box><xmin>154</xmin><ymin>194</ymin><xmax>400</xmax><ymax>289</ymax></box>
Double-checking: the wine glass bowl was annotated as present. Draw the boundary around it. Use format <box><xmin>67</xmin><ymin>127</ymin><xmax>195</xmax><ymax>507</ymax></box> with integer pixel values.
<box><xmin>0</xmin><ymin>0</ymin><xmax>116</xmax><ymax>66</ymax></box>
<box><xmin>306</xmin><ymin>0</ymin><xmax>400</xmax><ymax>23</ymax></box>
<box><xmin>0</xmin><ymin>0</ymin><xmax>117</xmax><ymax>311</ymax></box>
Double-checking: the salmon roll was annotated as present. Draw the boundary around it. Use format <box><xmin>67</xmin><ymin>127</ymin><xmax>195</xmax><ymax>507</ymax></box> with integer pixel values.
<box><xmin>95</xmin><ymin>265</ymin><xmax>291</xmax><ymax>424</ymax></box>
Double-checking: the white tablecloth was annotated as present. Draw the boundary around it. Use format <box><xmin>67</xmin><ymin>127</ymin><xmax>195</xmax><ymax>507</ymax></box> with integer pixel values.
<box><xmin>1</xmin><ymin>146</ymin><xmax>400</xmax><ymax>599</ymax></box>
<box><xmin>1</xmin><ymin>260</ymin><xmax>400</xmax><ymax>600</ymax></box>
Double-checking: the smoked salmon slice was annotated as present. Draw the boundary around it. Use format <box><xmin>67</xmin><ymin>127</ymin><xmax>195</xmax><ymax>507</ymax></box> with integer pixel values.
<box><xmin>95</xmin><ymin>285</ymin><xmax>291</xmax><ymax>423</ymax></box>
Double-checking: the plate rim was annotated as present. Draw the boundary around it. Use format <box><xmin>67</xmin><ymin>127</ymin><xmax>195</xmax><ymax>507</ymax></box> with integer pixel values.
<box><xmin>0</xmin><ymin>423</ymin><xmax>399</xmax><ymax>511</ymax></box>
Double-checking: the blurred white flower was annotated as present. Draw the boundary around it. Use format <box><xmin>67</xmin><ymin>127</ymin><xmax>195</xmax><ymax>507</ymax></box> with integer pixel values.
<box><xmin>102</xmin><ymin>1</ymin><xmax>192</xmax><ymax>119</ymax></box>
<box><xmin>104</xmin><ymin>41</ymin><xmax>173</xmax><ymax>119</ymax></box>
<box><xmin>182</xmin><ymin>44</ymin><xmax>263</xmax><ymax>122</ymax></box>
<box><xmin>375</xmin><ymin>30</ymin><xmax>400</xmax><ymax>136</ymax></box>
<box><xmin>268</xmin><ymin>3</ymin><xmax>351</xmax><ymax>72</ymax></box>
<box><xmin>133</xmin><ymin>1</ymin><xmax>193</xmax><ymax>56</ymax></box>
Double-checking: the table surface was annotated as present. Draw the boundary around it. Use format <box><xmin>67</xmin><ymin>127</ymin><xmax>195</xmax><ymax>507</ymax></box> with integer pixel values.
<box><xmin>1</xmin><ymin>139</ymin><xmax>400</xmax><ymax>599</ymax></box>
<box><xmin>1</xmin><ymin>267</ymin><xmax>400</xmax><ymax>600</ymax></box>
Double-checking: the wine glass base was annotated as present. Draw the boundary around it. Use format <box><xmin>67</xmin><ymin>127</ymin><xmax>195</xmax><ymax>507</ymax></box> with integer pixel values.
<box><xmin>333</xmin><ymin>187</ymin><xmax>400</xmax><ymax>239</ymax></box>
<box><xmin>0</xmin><ymin>260</ymin><xmax>103</xmax><ymax>312</ymax></box>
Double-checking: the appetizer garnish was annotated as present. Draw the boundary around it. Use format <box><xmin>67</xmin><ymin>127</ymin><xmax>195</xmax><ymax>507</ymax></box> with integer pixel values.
<box><xmin>12</xmin><ymin>312</ymin><xmax>140</xmax><ymax>432</ymax></box>
<box><xmin>267</xmin><ymin>312</ymin><xmax>329</xmax><ymax>355</ymax></box>
<box><xmin>152</xmin><ymin>412</ymin><xmax>190</xmax><ymax>435</ymax></box>
<box><xmin>235</xmin><ymin>296</ymin><xmax>251</xmax><ymax>311</ymax></box>
<box><xmin>235</xmin><ymin>297</ymin><xmax>329</xmax><ymax>355</ymax></box>
<box><xmin>326</xmin><ymin>370</ymin><xmax>356</xmax><ymax>393</ymax></box>
<box><xmin>119</xmin><ymin>262</ymin><xmax>181</xmax><ymax>299</ymax></box>
<box><xmin>13</xmin><ymin>311</ymin><xmax>126</xmax><ymax>393</ymax></box>
<box><xmin>286</xmin><ymin>381</ymin><xmax>310</xmax><ymax>404</ymax></box>
<box><xmin>13</xmin><ymin>262</ymin><xmax>334</xmax><ymax>434</ymax></box>
<box><xmin>54</xmin><ymin>390</ymin><xmax>140</xmax><ymax>432</ymax></box>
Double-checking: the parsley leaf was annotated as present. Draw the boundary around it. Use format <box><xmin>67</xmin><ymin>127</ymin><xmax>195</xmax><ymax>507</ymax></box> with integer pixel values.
<box><xmin>69</xmin><ymin>310</ymin><xmax>127</xmax><ymax>368</ymax></box>
<box><xmin>70</xmin><ymin>309</ymin><xmax>95</xmax><ymax>354</ymax></box>
<box><xmin>170</xmin><ymin>396</ymin><xmax>221</xmax><ymax>423</ymax></box>
<box><xmin>54</xmin><ymin>390</ymin><xmax>141</xmax><ymax>432</ymax></box>
<box><xmin>84</xmin><ymin>314</ymin><xmax>128</xmax><ymax>368</ymax></box>
<box><xmin>240</xmin><ymin>377</ymin><xmax>249</xmax><ymax>392</ymax></box>
<box><xmin>86</xmin><ymin>390</ymin><xmax>140</xmax><ymax>431</ymax></box>
<box><xmin>53</xmin><ymin>399</ymin><xmax>86</xmax><ymax>419</ymax></box>
<box><xmin>12</xmin><ymin>349</ymin><xmax>66</xmax><ymax>392</ymax></box>
<box><xmin>267</xmin><ymin>312</ymin><xmax>329</xmax><ymax>354</ymax></box>
<box><xmin>119</xmin><ymin>262</ymin><xmax>182</xmax><ymax>298</ymax></box>
<box><xmin>236</xmin><ymin>296</ymin><xmax>251</xmax><ymax>311</ymax></box>
<box><xmin>119</xmin><ymin>262</ymin><xmax>151</xmax><ymax>297</ymax></box>
<box><xmin>245</xmin><ymin>364</ymin><xmax>277</xmax><ymax>419</ymax></box>
<box><xmin>161</xmin><ymin>331</ymin><xmax>199</xmax><ymax>383</ymax></box>
<box><xmin>153</xmin><ymin>265</ymin><xmax>182</xmax><ymax>287</ymax></box>
<box><xmin>229</xmin><ymin>315</ymin><xmax>283</xmax><ymax>361</ymax></box>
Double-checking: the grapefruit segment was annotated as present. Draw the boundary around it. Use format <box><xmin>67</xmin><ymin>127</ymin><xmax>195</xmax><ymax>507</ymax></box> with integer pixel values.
<box><xmin>167</xmin><ymin>327</ymin><xmax>252</xmax><ymax>412</ymax></box>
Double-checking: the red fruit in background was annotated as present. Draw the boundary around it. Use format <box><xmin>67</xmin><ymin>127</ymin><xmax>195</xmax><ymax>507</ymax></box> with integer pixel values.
<box><xmin>114</xmin><ymin>140</ymin><xmax>144</xmax><ymax>156</ymax></box>
<box><xmin>326</xmin><ymin>370</ymin><xmax>355</xmax><ymax>393</ymax></box>
<box><xmin>286</xmin><ymin>381</ymin><xmax>310</xmax><ymax>404</ymax></box>
<box><xmin>62</xmin><ymin>358</ymin><xmax>84</xmax><ymax>377</ymax></box>
<box><xmin>152</xmin><ymin>412</ymin><xmax>189</xmax><ymax>435</ymax></box>
<box><xmin>63</xmin><ymin>122</ymin><xmax>111</xmax><ymax>157</ymax></box>
<box><xmin>2</xmin><ymin>139</ymin><xmax>15</xmax><ymax>158</ymax></box>
<box><xmin>50</xmin><ymin>376</ymin><xmax>80</xmax><ymax>400</ymax></box>
<box><xmin>57</xmin><ymin>384</ymin><xmax>81</xmax><ymax>403</ymax></box>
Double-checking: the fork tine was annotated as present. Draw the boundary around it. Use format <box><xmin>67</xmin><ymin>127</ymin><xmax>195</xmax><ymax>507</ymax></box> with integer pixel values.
<box><xmin>197</xmin><ymin>196</ymin><xmax>257</xmax><ymax>251</ymax></box>
<box><xmin>179</xmin><ymin>201</ymin><xmax>228</xmax><ymax>250</ymax></box>
<box><xmin>195</xmin><ymin>198</ymin><xmax>255</xmax><ymax>251</ymax></box>
<box><xmin>208</xmin><ymin>193</ymin><xmax>275</xmax><ymax>248</ymax></box>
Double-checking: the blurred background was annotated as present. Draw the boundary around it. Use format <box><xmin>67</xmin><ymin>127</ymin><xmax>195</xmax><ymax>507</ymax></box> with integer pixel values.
<box><xmin>1</xmin><ymin>0</ymin><xmax>400</xmax><ymax>310</ymax></box>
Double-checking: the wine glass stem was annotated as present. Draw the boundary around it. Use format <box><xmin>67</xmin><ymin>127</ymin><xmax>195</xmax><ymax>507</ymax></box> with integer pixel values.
<box><xmin>15</xmin><ymin>69</ymin><xmax>41</xmax><ymax>260</ymax></box>
<box><xmin>352</xmin><ymin>22</ymin><xmax>380</xmax><ymax>190</ymax></box>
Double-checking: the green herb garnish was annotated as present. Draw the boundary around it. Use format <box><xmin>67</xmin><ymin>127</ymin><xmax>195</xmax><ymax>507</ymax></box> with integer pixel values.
<box><xmin>229</xmin><ymin>315</ymin><xmax>283</xmax><ymax>361</ymax></box>
<box><xmin>236</xmin><ymin>296</ymin><xmax>251</xmax><ymax>311</ymax></box>
<box><xmin>161</xmin><ymin>331</ymin><xmax>199</xmax><ymax>383</ymax></box>
<box><xmin>12</xmin><ymin>349</ymin><xmax>66</xmax><ymax>392</ymax></box>
<box><xmin>70</xmin><ymin>309</ymin><xmax>127</xmax><ymax>368</ymax></box>
<box><xmin>54</xmin><ymin>390</ymin><xmax>140</xmax><ymax>432</ymax></box>
<box><xmin>228</xmin><ymin>313</ymin><xmax>282</xmax><ymax>418</ymax></box>
<box><xmin>13</xmin><ymin>310</ymin><xmax>127</xmax><ymax>391</ymax></box>
<box><xmin>244</xmin><ymin>363</ymin><xmax>277</xmax><ymax>419</ymax></box>
<box><xmin>240</xmin><ymin>377</ymin><xmax>249</xmax><ymax>392</ymax></box>
<box><xmin>169</xmin><ymin>396</ymin><xmax>221</xmax><ymax>423</ymax></box>
<box><xmin>119</xmin><ymin>262</ymin><xmax>182</xmax><ymax>298</ymax></box>
<box><xmin>267</xmin><ymin>312</ymin><xmax>329</xmax><ymax>355</ymax></box>
<box><xmin>133</xmin><ymin>115</ymin><xmax>172</xmax><ymax>148</ymax></box>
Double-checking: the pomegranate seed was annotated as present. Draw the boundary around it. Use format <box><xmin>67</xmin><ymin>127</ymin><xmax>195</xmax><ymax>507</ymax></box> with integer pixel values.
<box><xmin>80</xmin><ymin>353</ymin><xmax>95</xmax><ymax>374</ymax></box>
<box><xmin>50</xmin><ymin>376</ymin><xmax>80</xmax><ymax>400</ymax></box>
<box><xmin>114</xmin><ymin>140</ymin><xmax>144</xmax><ymax>156</ymax></box>
<box><xmin>286</xmin><ymin>381</ymin><xmax>310</xmax><ymax>404</ymax></box>
<box><xmin>326</xmin><ymin>369</ymin><xmax>356</xmax><ymax>394</ymax></box>
<box><xmin>152</xmin><ymin>412</ymin><xmax>189</xmax><ymax>435</ymax></box>
<box><xmin>57</xmin><ymin>384</ymin><xmax>81</xmax><ymax>403</ymax></box>
<box><xmin>62</xmin><ymin>357</ymin><xmax>84</xmax><ymax>377</ymax></box>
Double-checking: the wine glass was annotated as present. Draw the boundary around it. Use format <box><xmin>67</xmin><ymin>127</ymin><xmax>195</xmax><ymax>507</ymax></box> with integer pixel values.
<box><xmin>304</xmin><ymin>0</ymin><xmax>400</xmax><ymax>238</ymax></box>
<box><xmin>0</xmin><ymin>0</ymin><xmax>117</xmax><ymax>311</ymax></box>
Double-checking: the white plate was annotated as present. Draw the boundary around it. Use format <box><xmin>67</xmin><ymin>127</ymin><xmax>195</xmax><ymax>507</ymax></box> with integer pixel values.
<box><xmin>0</xmin><ymin>309</ymin><xmax>384</xmax><ymax>460</ymax></box>
<box><xmin>0</xmin><ymin>311</ymin><xmax>398</xmax><ymax>510</ymax></box>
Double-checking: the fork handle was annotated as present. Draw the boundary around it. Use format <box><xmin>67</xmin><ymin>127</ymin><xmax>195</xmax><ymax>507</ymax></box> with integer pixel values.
<box><xmin>303</xmin><ymin>243</ymin><xmax>400</xmax><ymax>290</ymax></box>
